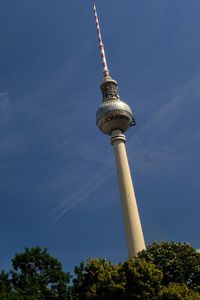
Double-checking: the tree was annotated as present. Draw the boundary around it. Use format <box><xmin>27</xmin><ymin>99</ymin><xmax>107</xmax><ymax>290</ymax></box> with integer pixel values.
<box><xmin>72</xmin><ymin>258</ymin><xmax>124</xmax><ymax>300</ymax></box>
<box><xmin>138</xmin><ymin>241</ymin><xmax>200</xmax><ymax>292</ymax></box>
<box><xmin>10</xmin><ymin>247</ymin><xmax>71</xmax><ymax>299</ymax></box>
<box><xmin>72</xmin><ymin>258</ymin><xmax>164</xmax><ymax>300</ymax></box>
<box><xmin>0</xmin><ymin>271</ymin><xmax>13</xmax><ymax>299</ymax></box>
<box><xmin>72</xmin><ymin>242</ymin><xmax>200</xmax><ymax>299</ymax></box>
<box><xmin>121</xmin><ymin>258</ymin><xmax>163</xmax><ymax>299</ymax></box>
<box><xmin>1</xmin><ymin>242</ymin><xmax>200</xmax><ymax>299</ymax></box>
<box><xmin>160</xmin><ymin>283</ymin><xmax>200</xmax><ymax>300</ymax></box>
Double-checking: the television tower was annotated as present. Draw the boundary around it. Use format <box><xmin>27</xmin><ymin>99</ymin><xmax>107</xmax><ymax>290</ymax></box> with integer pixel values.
<box><xmin>93</xmin><ymin>3</ymin><xmax>145</xmax><ymax>257</ymax></box>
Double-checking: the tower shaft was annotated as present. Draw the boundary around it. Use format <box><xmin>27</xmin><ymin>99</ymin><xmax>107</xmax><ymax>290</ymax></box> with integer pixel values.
<box><xmin>111</xmin><ymin>130</ymin><xmax>145</xmax><ymax>257</ymax></box>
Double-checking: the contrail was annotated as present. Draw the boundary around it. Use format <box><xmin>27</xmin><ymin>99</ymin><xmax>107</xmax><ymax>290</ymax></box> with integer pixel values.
<box><xmin>53</xmin><ymin>169</ymin><xmax>114</xmax><ymax>223</ymax></box>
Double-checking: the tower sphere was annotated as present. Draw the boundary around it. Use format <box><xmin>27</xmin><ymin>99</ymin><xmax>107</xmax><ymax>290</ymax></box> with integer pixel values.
<box><xmin>96</xmin><ymin>77</ymin><xmax>136</xmax><ymax>135</ymax></box>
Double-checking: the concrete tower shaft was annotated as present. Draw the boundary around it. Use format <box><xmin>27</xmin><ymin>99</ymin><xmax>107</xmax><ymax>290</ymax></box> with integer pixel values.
<box><xmin>111</xmin><ymin>130</ymin><xmax>145</xmax><ymax>257</ymax></box>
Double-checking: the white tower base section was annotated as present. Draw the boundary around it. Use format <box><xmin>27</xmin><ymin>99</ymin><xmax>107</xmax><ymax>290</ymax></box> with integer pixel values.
<box><xmin>111</xmin><ymin>129</ymin><xmax>146</xmax><ymax>257</ymax></box>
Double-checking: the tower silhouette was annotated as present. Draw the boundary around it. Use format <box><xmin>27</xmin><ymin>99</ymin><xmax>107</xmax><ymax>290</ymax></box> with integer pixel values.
<box><xmin>93</xmin><ymin>3</ymin><xmax>145</xmax><ymax>257</ymax></box>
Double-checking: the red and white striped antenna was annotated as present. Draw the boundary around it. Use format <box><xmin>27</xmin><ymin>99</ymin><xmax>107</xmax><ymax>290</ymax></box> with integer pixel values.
<box><xmin>93</xmin><ymin>2</ymin><xmax>110</xmax><ymax>79</ymax></box>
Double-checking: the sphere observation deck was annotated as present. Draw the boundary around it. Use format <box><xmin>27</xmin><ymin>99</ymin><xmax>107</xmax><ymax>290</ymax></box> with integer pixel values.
<box><xmin>96</xmin><ymin>77</ymin><xmax>136</xmax><ymax>135</ymax></box>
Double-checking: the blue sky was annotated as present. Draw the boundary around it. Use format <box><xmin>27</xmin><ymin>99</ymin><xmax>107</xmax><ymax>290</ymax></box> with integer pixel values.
<box><xmin>0</xmin><ymin>0</ymin><xmax>200</xmax><ymax>272</ymax></box>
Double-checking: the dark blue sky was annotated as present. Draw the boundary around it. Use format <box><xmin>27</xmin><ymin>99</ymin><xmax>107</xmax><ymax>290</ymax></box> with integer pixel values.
<box><xmin>0</xmin><ymin>0</ymin><xmax>200</xmax><ymax>272</ymax></box>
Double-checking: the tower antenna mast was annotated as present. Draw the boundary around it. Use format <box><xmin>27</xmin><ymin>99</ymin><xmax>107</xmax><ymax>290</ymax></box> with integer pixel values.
<box><xmin>93</xmin><ymin>2</ymin><xmax>110</xmax><ymax>78</ymax></box>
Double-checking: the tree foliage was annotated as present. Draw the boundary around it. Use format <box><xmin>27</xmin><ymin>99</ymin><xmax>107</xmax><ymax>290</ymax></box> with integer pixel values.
<box><xmin>1</xmin><ymin>247</ymin><xmax>70</xmax><ymax>300</ymax></box>
<box><xmin>72</xmin><ymin>258</ymin><xmax>124</xmax><ymax>300</ymax></box>
<box><xmin>160</xmin><ymin>283</ymin><xmax>200</xmax><ymax>300</ymax></box>
<box><xmin>0</xmin><ymin>271</ymin><xmax>13</xmax><ymax>299</ymax></box>
<box><xmin>138</xmin><ymin>241</ymin><xmax>200</xmax><ymax>292</ymax></box>
<box><xmin>72</xmin><ymin>256</ymin><xmax>200</xmax><ymax>300</ymax></box>
<box><xmin>120</xmin><ymin>258</ymin><xmax>163</xmax><ymax>299</ymax></box>
<box><xmin>72</xmin><ymin>258</ymin><xmax>164</xmax><ymax>300</ymax></box>
<box><xmin>0</xmin><ymin>242</ymin><xmax>200</xmax><ymax>299</ymax></box>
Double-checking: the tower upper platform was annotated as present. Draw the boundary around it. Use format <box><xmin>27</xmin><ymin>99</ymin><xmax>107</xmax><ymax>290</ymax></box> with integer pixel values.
<box><xmin>96</xmin><ymin>76</ymin><xmax>136</xmax><ymax>135</ymax></box>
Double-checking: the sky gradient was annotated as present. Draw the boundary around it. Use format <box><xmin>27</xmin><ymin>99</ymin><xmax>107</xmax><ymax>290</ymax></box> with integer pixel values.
<box><xmin>0</xmin><ymin>0</ymin><xmax>200</xmax><ymax>272</ymax></box>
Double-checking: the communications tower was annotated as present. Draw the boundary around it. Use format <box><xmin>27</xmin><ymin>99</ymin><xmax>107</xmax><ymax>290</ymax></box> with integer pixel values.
<box><xmin>93</xmin><ymin>3</ymin><xmax>145</xmax><ymax>257</ymax></box>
